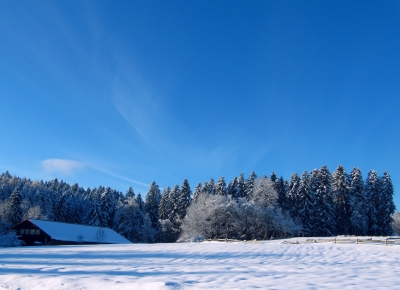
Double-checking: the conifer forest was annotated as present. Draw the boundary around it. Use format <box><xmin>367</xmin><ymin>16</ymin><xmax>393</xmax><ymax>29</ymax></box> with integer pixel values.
<box><xmin>0</xmin><ymin>165</ymin><xmax>397</xmax><ymax>246</ymax></box>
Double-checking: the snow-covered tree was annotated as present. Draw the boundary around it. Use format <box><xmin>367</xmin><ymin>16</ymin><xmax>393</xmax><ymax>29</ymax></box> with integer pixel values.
<box><xmin>313</xmin><ymin>166</ymin><xmax>336</xmax><ymax>236</ymax></box>
<box><xmin>177</xmin><ymin>179</ymin><xmax>192</xmax><ymax>219</ymax></box>
<box><xmin>145</xmin><ymin>181</ymin><xmax>162</xmax><ymax>232</ymax></box>
<box><xmin>86</xmin><ymin>197</ymin><xmax>102</xmax><ymax>227</ymax></box>
<box><xmin>287</xmin><ymin>173</ymin><xmax>300</xmax><ymax>219</ymax></box>
<box><xmin>193</xmin><ymin>182</ymin><xmax>202</xmax><ymax>200</ymax></box>
<box><xmin>126</xmin><ymin>187</ymin><xmax>135</xmax><ymax>199</ymax></box>
<box><xmin>159</xmin><ymin>186</ymin><xmax>171</xmax><ymax>220</ymax></box>
<box><xmin>227</xmin><ymin>177</ymin><xmax>238</xmax><ymax>199</ymax></box>
<box><xmin>168</xmin><ymin>184</ymin><xmax>180</xmax><ymax>221</ymax></box>
<box><xmin>365</xmin><ymin>170</ymin><xmax>381</xmax><ymax>235</ymax></box>
<box><xmin>236</xmin><ymin>173</ymin><xmax>246</xmax><ymax>199</ymax></box>
<box><xmin>244</xmin><ymin>171</ymin><xmax>257</xmax><ymax>199</ymax></box>
<box><xmin>100</xmin><ymin>187</ymin><xmax>116</xmax><ymax>228</ymax></box>
<box><xmin>251</xmin><ymin>177</ymin><xmax>278</xmax><ymax>208</ymax></box>
<box><xmin>205</xmin><ymin>178</ymin><xmax>215</xmax><ymax>195</ymax></box>
<box><xmin>349</xmin><ymin>167</ymin><xmax>367</xmax><ymax>235</ymax></box>
<box><xmin>215</xmin><ymin>176</ymin><xmax>227</xmax><ymax>196</ymax></box>
<box><xmin>378</xmin><ymin>171</ymin><xmax>396</xmax><ymax>235</ymax></box>
<box><xmin>114</xmin><ymin>195</ymin><xmax>144</xmax><ymax>242</ymax></box>
<box><xmin>297</xmin><ymin>171</ymin><xmax>313</xmax><ymax>236</ymax></box>
<box><xmin>275</xmin><ymin>176</ymin><xmax>288</xmax><ymax>212</ymax></box>
<box><xmin>8</xmin><ymin>188</ymin><xmax>23</xmax><ymax>227</ymax></box>
<box><xmin>332</xmin><ymin>165</ymin><xmax>351</xmax><ymax>235</ymax></box>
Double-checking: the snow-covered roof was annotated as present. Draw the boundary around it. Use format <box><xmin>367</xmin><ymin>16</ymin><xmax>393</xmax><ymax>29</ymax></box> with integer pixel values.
<box><xmin>28</xmin><ymin>219</ymin><xmax>131</xmax><ymax>244</ymax></box>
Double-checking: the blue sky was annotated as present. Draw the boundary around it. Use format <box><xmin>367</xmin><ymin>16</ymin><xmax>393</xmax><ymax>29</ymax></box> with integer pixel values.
<box><xmin>1</xmin><ymin>1</ymin><xmax>399</xmax><ymax>208</ymax></box>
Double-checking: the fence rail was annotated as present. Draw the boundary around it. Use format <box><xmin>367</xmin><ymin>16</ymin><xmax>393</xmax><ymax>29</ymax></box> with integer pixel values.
<box><xmin>282</xmin><ymin>237</ymin><xmax>400</xmax><ymax>246</ymax></box>
<box><xmin>200</xmin><ymin>237</ymin><xmax>400</xmax><ymax>246</ymax></box>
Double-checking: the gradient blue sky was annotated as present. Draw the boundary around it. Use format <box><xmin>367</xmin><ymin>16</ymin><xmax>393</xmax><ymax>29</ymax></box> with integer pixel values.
<box><xmin>1</xmin><ymin>1</ymin><xmax>399</xmax><ymax>208</ymax></box>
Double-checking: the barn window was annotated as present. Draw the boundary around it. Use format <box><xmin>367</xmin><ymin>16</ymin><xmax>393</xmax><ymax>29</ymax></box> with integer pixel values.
<box><xmin>30</xmin><ymin>229</ymin><xmax>36</xmax><ymax>235</ymax></box>
<box><xmin>20</xmin><ymin>229</ymin><xmax>25</xmax><ymax>234</ymax></box>
<box><xmin>35</xmin><ymin>229</ymin><xmax>40</xmax><ymax>235</ymax></box>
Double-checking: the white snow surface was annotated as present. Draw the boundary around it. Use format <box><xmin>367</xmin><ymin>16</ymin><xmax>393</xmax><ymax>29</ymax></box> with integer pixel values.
<box><xmin>1</xmin><ymin>238</ymin><xmax>399</xmax><ymax>289</ymax></box>
<box><xmin>28</xmin><ymin>219</ymin><xmax>130</xmax><ymax>244</ymax></box>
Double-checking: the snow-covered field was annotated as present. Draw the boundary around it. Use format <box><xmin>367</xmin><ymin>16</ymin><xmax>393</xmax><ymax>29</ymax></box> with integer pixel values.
<box><xmin>1</xmin><ymin>238</ymin><xmax>399</xmax><ymax>290</ymax></box>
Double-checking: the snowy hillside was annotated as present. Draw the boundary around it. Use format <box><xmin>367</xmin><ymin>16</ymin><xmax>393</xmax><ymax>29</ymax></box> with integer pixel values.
<box><xmin>0</xmin><ymin>239</ymin><xmax>399</xmax><ymax>289</ymax></box>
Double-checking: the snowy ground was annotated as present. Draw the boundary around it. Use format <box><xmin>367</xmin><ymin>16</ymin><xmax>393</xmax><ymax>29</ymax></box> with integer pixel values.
<box><xmin>1</xmin><ymin>238</ymin><xmax>399</xmax><ymax>290</ymax></box>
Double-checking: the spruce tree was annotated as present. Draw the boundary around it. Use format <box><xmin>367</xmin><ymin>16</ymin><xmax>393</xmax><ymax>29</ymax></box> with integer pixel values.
<box><xmin>177</xmin><ymin>179</ymin><xmax>192</xmax><ymax>219</ymax></box>
<box><xmin>378</xmin><ymin>171</ymin><xmax>396</xmax><ymax>235</ymax></box>
<box><xmin>215</xmin><ymin>177</ymin><xmax>227</xmax><ymax>196</ymax></box>
<box><xmin>8</xmin><ymin>188</ymin><xmax>23</xmax><ymax>227</ymax></box>
<box><xmin>297</xmin><ymin>171</ymin><xmax>313</xmax><ymax>236</ymax></box>
<box><xmin>145</xmin><ymin>181</ymin><xmax>162</xmax><ymax>231</ymax></box>
<box><xmin>244</xmin><ymin>171</ymin><xmax>257</xmax><ymax>199</ymax></box>
<box><xmin>275</xmin><ymin>176</ymin><xmax>288</xmax><ymax>212</ymax></box>
<box><xmin>313</xmin><ymin>166</ymin><xmax>336</xmax><ymax>236</ymax></box>
<box><xmin>193</xmin><ymin>183</ymin><xmax>202</xmax><ymax>200</ymax></box>
<box><xmin>365</xmin><ymin>170</ymin><xmax>381</xmax><ymax>235</ymax></box>
<box><xmin>100</xmin><ymin>187</ymin><xmax>116</xmax><ymax>229</ymax></box>
<box><xmin>159</xmin><ymin>186</ymin><xmax>171</xmax><ymax>220</ymax></box>
<box><xmin>227</xmin><ymin>177</ymin><xmax>239</xmax><ymax>199</ymax></box>
<box><xmin>332</xmin><ymin>165</ymin><xmax>351</xmax><ymax>235</ymax></box>
<box><xmin>86</xmin><ymin>198</ymin><xmax>102</xmax><ymax>227</ymax></box>
<box><xmin>126</xmin><ymin>187</ymin><xmax>135</xmax><ymax>199</ymax></box>
<box><xmin>136</xmin><ymin>193</ymin><xmax>145</xmax><ymax>212</ymax></box>
<box><xmin>206</xmin><ymin>178</ymin><xmax>216</xmax><ymax>195</ymax></box>
<box><xmin>287</xmin><ymin>173</ymin><xmax>300</xmax><ymax>219</ymax></box>
<box><xmin>349</xmin><ymin>167</ymin><xmax>367</xmax><ymax>235</ymax></box>
<box><xmin>237</xmin><ymin>173</ymin><xmax>246</xmax><ymax>199</ymax></box>
<box><xmin>169</xmin><ymin>184</ymin><xmax>180</xmax><ymax>221</ymax></box>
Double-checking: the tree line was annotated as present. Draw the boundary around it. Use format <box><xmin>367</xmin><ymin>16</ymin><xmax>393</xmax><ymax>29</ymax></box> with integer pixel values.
<box><xmin>0</xmin><ymin>165</ymin><xmax>397</xmax><ymax>246</ymax></box>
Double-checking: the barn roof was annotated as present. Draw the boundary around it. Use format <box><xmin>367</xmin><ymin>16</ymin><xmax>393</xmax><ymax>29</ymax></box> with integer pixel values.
<box><xmin>28</xmin><ymin>219</ymin><xmax>131</xmax><ymax>244</ymax></box>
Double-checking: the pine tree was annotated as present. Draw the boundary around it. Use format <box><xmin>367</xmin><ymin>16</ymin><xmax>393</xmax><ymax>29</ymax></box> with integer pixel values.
<box><xmin>378</xmin><ymin>171</ymin><xmax>396</xmax><ymax>235</ymax></box>
<box><xmin>313</xmin><ymin>166</ymin><xmax>336</xmax><ymax>236</ymax></box>
<box><xmin>136</xmin><ymin>193</ymin><xmax>145</xmax><ymax>212</ymax></box>
<box><xmin>244</xmin><ymin>171</ymin><xmax>257</xmax><ymax>199</ymax></box>
<box><xmin>193</xmin><ymin>183</ymin><xmax>202</xmax><ymax>200</ymax></box>
<box><xmin>100</xmin><ymin>187</ymin><xmax>116</xmax><ymax>229</ymax></box>
<box><xmin>349</xmin><ymin>167</ymin><xmax>367</xmax><ymax>235</ymax></box>
<box><xmin>8</xmin><ymin>188</ymin><xmax>23</xmax><ymax>227</ymax></box>
<box><xmin>115</xmin><ymin>195</ymin><xmax>144</xmax><ymax>242</ymax></box>
<box><xmin>145</xmin><ymin>181</ymin><xmax>162</xmax><ymax>231</ymax></box>
<box><xmin>270</xmin><ymin>172</ymin><xmax>277</xmax><ymax>184</ymax></box>
<box><xmin>227</xmin><ymin>177</ymin><xmax>238</xmax><ymax>199</ymax></box>
<box><xmin>169</xmin><ymin>184</ymin><xmax>180</xmax><ymax>221</ymax></box>
<box><xmin>159</xmin><ymin>186</ymin><xmax>172</xmax><ymax>221</ymax></box>
<box><xmin>215</xmin><ymin>177</ymin><xmax>227</xmax><ymax>196</ymax></box>
<box><xmin>86</xmin><ymin>198</ymin><xmax>102</xmax><ymax>227</ymax></box>
<box><xmin>287</xmin><ymin>173</ymin><xmax>300</xmax><ymax>219</ymax></box>
<box><xmin>206</xmin><ymin>178</ymin><xmax>215</xmax><ymax>195</ymax></box>
<box><xmin>365</xmin><ymin>170</ymin><xmax>381</xmax><ymax>235</ymax></box>
<box><xmin>297</xmin><ymin>171</ymin><xmax>313</xmax><ymax>236</ymax></box>
<box><xmin>126</xmin><ymin>187</ymin><xmax>135</xmax><ymax>199</ymax></box>
<box><xmin>275</xmin><ymin>177</ymin><xmax>288</xmax><ymax>212</ymax></box>
<box><xmin>177</xmin><ymin>179</ymin><xmax>192</xmax><ymax>219</ymax></box>
<box><xmin>332</xmin><ymin>165</ymin><xmax>351</xmax><ymax>235</ymax></box>
<box><xmin>236</xmin><ymin>173</ymin><xmax>246</xmax><ymax>199</ymax></box>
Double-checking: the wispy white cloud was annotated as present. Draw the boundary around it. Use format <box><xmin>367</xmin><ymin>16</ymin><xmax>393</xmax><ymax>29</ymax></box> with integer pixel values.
<box><xmin>42</xmin><ymin>159</ymin><xmax>85</xmax><ymax>175</ymax></box>
<box><xmin>110</xmin><ymin>59</ymin><xmax>244</xmax><ymax>173</ymax></box>
<box><xmin>88</xmin><ymin>163</ymin><xmax>150</xmax><ymax>188</ymax></box>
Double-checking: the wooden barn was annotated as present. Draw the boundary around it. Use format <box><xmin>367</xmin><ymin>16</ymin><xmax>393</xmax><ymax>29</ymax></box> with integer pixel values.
<box><xmin>14</xmin><ymin>219</ymin><xmax>131</xmax><ymax>245</ymax></box>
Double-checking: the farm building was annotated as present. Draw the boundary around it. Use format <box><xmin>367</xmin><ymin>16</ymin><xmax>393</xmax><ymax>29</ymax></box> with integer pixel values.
<box><xmin>14</xmin><ymin>219</ymin><xmax>131</xmax><ymax>245</ymax></box>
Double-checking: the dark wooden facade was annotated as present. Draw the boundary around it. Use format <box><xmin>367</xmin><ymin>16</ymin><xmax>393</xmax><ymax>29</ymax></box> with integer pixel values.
<box><xmin>14</xmin><ymin>220</ymin><xmax>51</xmax><ymax>245</ymax></box>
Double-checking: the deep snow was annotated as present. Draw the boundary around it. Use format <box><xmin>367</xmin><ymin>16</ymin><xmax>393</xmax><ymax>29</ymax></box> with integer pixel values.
<box><xmin>0</xmin><ymin>238</ymin><xmax>399</xmax><ymax>289</ymax></box>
